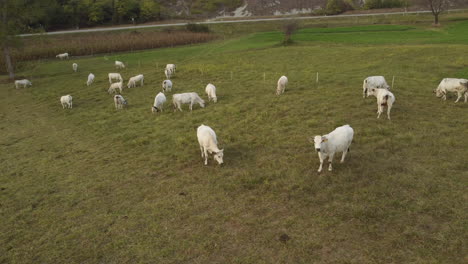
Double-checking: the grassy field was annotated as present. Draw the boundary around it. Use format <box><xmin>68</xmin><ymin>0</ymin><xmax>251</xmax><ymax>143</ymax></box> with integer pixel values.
<box><xmin>1</xmin><ymin>18</ymin><xmax>468</xmax><ymax>263</ymax></box>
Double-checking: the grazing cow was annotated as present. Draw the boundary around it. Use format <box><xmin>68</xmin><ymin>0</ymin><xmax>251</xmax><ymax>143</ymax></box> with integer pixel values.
<box><xmin>312</xmin><ymin>124</ymin><xmax>354</xmax><ymax>172</ymax></box>
<box><xmin>164</xmin><ymin>68</ymin><xmax>172</xmax><ymax>79</ymax></box>
<box><xmin>115</xmin><ymin>61</ymin><xmax>125</xmax><ymax>69</ymax></box>
<box><xmin>162</xmin><ymin>80</ymin><xmax>172</xmax><ymax>92</ymax></box>
<box><xmin>72</xmin><ymin>63</ymin><xmax>78</xmax><ymax>72</ymax></box>
<box><xmin>205</xmin><ymin>83</ymin><xmax>217</xmax><ymax>103</ymax></box>
<box><xmin>60</xmin><ymin>95</ymin><xmax>73</xmax><ymax>109</ymax></box>
<box><xmin>152</xmin><ymin>92</ymin><xmax>167</xmax><ymax>113</ymax></box>
<box><xmin>197</xmin><ymin>124</ymin><xmax>224</xmax><ymax>165</ymax></box>
<box><xmin>108</xmin><ymin>81</ymin><xmax>123</xmax><ymax>94</ymax></box>
<box><xmin>14</xmin><ymin>79</ymin><xmax>32</xmax><ymax>89</ymax></box>
<box><xmin>276</xmin><ymin>76</ymin><xmax>288</xmax><ymax>95</ymax></box>
<box><xmin>127</xmin><ymin>74</ymin><xmax>144</xmax><ymax>88</ymax></box>
<box><xmin>363</xmin><ymin>76</ymin><xmax>390</xmax><ymax>98</ymax></box>
<box><xmin>87</xmin><ymin>73</ymin><xmax>95</xmax><ymax>86</ymax></box>
<box><xmin>368</xmin><ymin>88</ymin><xmax>396</xmax><ymax>120</ymax></box>
<box><xmin>434</xmin><ymin>78</ymin><xmax>468</xmax><ymax>103</ymax></box>
<box><xmin>108</xmin><ymin>73</ymin><xmax>123</xmax><ymax>84</ymax></box>
<box><xmin>172</xmin><ymin>92</ymin><xmax>205</xmax><ymax>112</ymax></box>
<box><xmin>166</xmin><ymin>64</ymin><xmax>176</xmax><ymax>74</ymax></box>
<box><xmin>56</xmin><ymin>53</ymin><xmax>69</xmax><ymax>59</ymax></box>
<box><xmin>114</xmin><ymin>95</ymin><xmax>127</xmax><ymax>109</ymax></box>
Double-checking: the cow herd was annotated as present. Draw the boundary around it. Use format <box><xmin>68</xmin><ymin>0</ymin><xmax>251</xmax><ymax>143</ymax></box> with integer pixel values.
<box><xmin>11</xmin><ymin>52</ymin><xmax>468</xmax><ymax>170</ymax></box>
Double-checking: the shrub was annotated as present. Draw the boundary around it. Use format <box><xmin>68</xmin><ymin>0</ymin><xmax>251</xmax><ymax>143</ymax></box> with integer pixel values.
<box><xmin>325</xmin><ymin>0</ymin><xmax>353</xmax><ymax>15</ymax></box>
<box><xmin>283</xmin><ymin>21</ymin><xmax>299</xmax><ymax>45</ymax></box>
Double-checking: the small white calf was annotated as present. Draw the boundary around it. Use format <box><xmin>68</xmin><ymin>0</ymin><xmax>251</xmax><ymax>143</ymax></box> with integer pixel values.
<box><xmin>205</xmin><ymin>83</ymin><xmax>217</xmax><ymax>103</ymax></box>
<box><xmin>14</xmin><ymin>79</ymin><xmax>32</xmax><ymax>89</ymax></box>
<box><xmin>87</xmin><ymin>73</ymin><xmax>95</xmax><ymax>86</ymax></box>
<box><xmin>114</xmin><ymin>95</ymin><xmax>127</xmax><ymax>109</ymax></box>
<box><xmin>115</xmin><ymin>61</ymin><xmax>125</xmax><ymax>69</ymax></box>
<box><xmin>152</xmin><ymin>92</ymin><xmax>167</xmax><ymax>113</ymax></box>
<box><xmin>313</xmin><ymin>124</ymin><xmax>354</xmax><ymax>172</ymax></box>
<box><xmin>162</xmin><ymin>80</ymin><xmax>172</xmax><ymax>92</ymax></box>
<box><xmin>368</xmin><ymin>88</ymin><xmax>396</xmax><ymax>120</ymax></box>
<box><xmin>127</xmin><ymin>74</ymin><xmax>144</xmax><ymax>88</ymax></box>
<box><xmin>434</xmin><ymin>78</ymin><xmax>468</xmax><ymax>103</ymax></box>
<box><xmin>60</xmin><ymin>95</ymin><xmax>73</xmax><ymax>109</ymax></box>
<box><xmin>197</xmin><ymin>124</ymin><xmax>224</xmax><ymax>165</ymax></box>
<box><xmin>164</xmin><ymin>69</ymin><xmax>172</xmax><ymax>79</ymax></box>
<box><xmin>276</xmin><ymin>76</ymin><xmax>288</xmax><ymax>95</ymax></box>
<box><xmin>363</xmin><ymin>76</ymin><xmax>390</xmax><ymax>98</ymax></box>
<box><xmin>108</xmin><ymin>73</ymin><xmax>123</xmax><ymax>84</ymax></box>
<box><xmin>172</xmin><ymin>92</ymin><xmax>205</xmax><ymax>112</ymax></box>
<box><xmin>56</xmin><ymin>53</ymin><xmax>69</xmax><ymax>59</ymax></box>
<box><xmin>108</xmin><ymin>81</ymin><xmax>123</xmax><ymax>94</ymax></box>
<box><xmin>72</xmin><ymin>63</ymin><xmax>78</xmax><ymax>72</ymax></box>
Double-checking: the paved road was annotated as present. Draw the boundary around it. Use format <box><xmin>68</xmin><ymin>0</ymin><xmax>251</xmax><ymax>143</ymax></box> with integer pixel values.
<box><xmin>18</xmin><ymin>9</ymin><xmax>464</xmax><ymax>37</ymax></box>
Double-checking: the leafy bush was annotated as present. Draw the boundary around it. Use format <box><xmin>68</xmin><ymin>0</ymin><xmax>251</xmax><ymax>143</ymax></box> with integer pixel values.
<box><xmin>325</xmin><ymin>0</ymin><xmax>353</xmax><ymax>15</ymax></box>
<box><xmin>186</xmin><ymin>23</ymin><xmax>210</xmax><ymax>33</ymax></box>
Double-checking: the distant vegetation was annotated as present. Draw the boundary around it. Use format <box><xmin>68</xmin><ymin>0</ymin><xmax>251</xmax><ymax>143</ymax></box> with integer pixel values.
<box><xmin>24</xmin><ymin>0</ymin><xmax>243</xmax><ymax>32</ymax></box>
<box><xmin>0</xmin><ymin>30</ymin><xmax>215</xmax><ymax>73</ymax></box>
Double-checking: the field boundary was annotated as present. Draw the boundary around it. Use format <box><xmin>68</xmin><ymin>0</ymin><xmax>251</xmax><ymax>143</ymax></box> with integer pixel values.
<box><xmin>19</xmin><ymin>9</ymin><xmax>468</xmax><ymax>37</ymax></box>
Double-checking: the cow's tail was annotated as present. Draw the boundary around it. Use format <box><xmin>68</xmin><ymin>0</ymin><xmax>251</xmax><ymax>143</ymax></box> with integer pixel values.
<box><xmin>382</xmin><ymin>94</ymin><xmax>389</xmax><ymax>105</ymax></box>
<box><xmin>363</xmin><ymin>79</ymin><xmax>368</xmax><ymax>97</ymax></box>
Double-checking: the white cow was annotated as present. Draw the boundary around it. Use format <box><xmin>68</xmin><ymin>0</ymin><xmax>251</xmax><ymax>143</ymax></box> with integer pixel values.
<box><xmin>166</xmin><ymin>64</ymin><xmax>176</xmax><ymax>74</ymax></box>
<box><xmin>60</xmin><ymin>95</ymin><xmax>73</xmax><ymax>109</ymax></box>
<box><xmin>87</xmin><ymin>73</ymin><xmax>95</xmax><ymax>86</ymax></box>
<box><xmin>276</xmin><ymin>76</ymin><xmax>288</xmax><ymax>95</ymax></box>
<box><xmin>72</xmin><ymin>63</ymin><xmax>78</xmax><ymax>72</ymax></box>
<box><xmin>115</xmin><ymin>61</ymin><xmax>125</xmax><ymax>69</ymax></box>
<box><xmin>434</xmin><ymin>78</ymin><xmax>468</xmax><ymax>103</ymax></box>
<box><xmin>162</xmin><ymin>80</ymin><xmax>172</xmax><ymax>92</ymax></box>
<box><xmin>152</xmin><ymin>92</ymin><xmax>167</xmax><ymax>113</ymax></box>
<box><xmin>114</xmin><ymin>95</ymin><xmax>127</xmax><ymax>109</ymax></box>
<box><xmin>197</xmin><ymin>124</ymin><xmax>224</xmax><ymax>165</ymax></box>
<box><xmin>14</xmin><ymin>79</ymin><xmax>32</xmax><ymax>89</ymax></box>
<box><xmin>56</xmin><ymin>53</ymin><xmax>69</xmax><ymax>59</ymax></box>
<box><xmin>205</xmin><ymin>83</ymin><xmax>217</xmax><ymax>103</ymax></box>
<box><xmin>312</xmin><ymin>124</ymin><xmax>354</xmax><ymax>172</ymax></box>
<box><xmin>368</xmin><ymin>88</ymin><xmax>396</xmax><ymax>120</ymax></box>
<box><xmin>172</xmin><ymin>92</ymin><xmax>205</xmax><ymax>112</ymax></box>
<box><xmin>108</xmin><ymin>81</ymin><xmax>123</xmax><ymax>94</ymax></box>
<box><xmin>164</xmin><ymin>68</ymin><xmax>172</xmax><ymax>79</ymax></box>
<box><xmin>127</xmin><ymin>74</ymin><xmax>144</xmax><ymax>88</ymax></box>
<box><xmin>363</xmin><ymin>76</ymin><xmax>390</xmax><ymax>98</ymax></box>
<box><xmin>108</xmin><ymin>73</ymin><xmax>123</xmax><ymax>84</ymax></box>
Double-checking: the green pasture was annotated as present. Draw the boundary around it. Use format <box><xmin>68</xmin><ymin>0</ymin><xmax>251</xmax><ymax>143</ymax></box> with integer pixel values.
<box><xmin>1</xmin><ymin>19</ymin><xmax>467</xmax><ymax>263</ymax></box>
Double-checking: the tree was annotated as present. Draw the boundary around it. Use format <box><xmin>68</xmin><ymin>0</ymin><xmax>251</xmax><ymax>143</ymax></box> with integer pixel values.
<box><xmin>1</xmin><ymin>0</ymin><xmax>24</xmax><ymax>80</ymax></box>
<box><xmin>1</xmin><ymin>0</ymin><xmax>50</xmax><ymax>79</ymax></box>
<box><xmin>139</xmin><ymin>0</ymin><xmax>161</xmax><ymax>22</ymax></box>
<box><xmin>425</xmin><ymin>0</ymin><xmax>449</xmax><ymax>25</ymax></box>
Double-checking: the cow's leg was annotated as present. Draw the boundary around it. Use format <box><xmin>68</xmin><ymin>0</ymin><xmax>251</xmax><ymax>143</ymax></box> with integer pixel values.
<box><xmin>204</xmin><ymin>149</ymin><xmax>209</xmax><ymax>165</ymax></box>
<box><xmin>317</xmin><ymin>152</ymin><xmax>325</xmax><ymax>173</ymax></box>
<box><xmin>341</xmin><ymin>148</ymin><xmax>348</xmax><ymax>163</ymax></box>
<box><xmin>464</xmin><ymin>92</ymin><xmax>468</xmax><ymax>103</ymax></box>
<box><xmin>387</xmin><ymin>103</ymin><xmax>392</xmax><ymax>120</ymax></box>
<box><xmin>455</xmin><ymin>92</ymin><xmax>462</xmax><ymax>103</ymax></box>
<box><xmin>328</xmin><ymin>153</ymin><xmax>335</xmax><ymax>171</ymax></box>
<box><xmin>200</xmin><ymin>146</ymin><xmax>204</xmax><ymax>158</ymax></box>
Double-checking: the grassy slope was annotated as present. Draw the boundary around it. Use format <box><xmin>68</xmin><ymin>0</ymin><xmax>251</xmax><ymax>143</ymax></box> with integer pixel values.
<box><xmin>1</xmin><ymin>20</ymin><xmax>467</xmax><ymax>263</ymax></box>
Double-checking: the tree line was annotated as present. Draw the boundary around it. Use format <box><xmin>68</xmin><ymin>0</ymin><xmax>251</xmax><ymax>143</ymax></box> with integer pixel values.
<box><xmin>21</xmin><ymin>0</ymin><xmax>243</xmax><ymax>32</ymax></box>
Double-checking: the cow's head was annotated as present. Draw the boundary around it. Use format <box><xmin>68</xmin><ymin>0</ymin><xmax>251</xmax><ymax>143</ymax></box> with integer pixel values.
<box><xmin>313</xmin><ymin>136</ymin><xmax>327</xmax><ymax>152</ymax></box>
<box><xmin>213</xmin><ymin>149</ymin><xmax>224</xmax><ymax>165</ymax></box>
<box><xmin>434</xmin><ymin>89</ymin><xmax>444</xmax><ymax>97</ymax></box>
